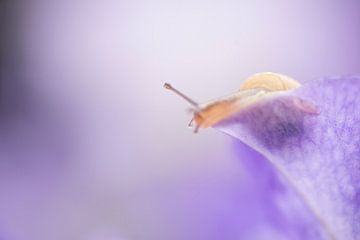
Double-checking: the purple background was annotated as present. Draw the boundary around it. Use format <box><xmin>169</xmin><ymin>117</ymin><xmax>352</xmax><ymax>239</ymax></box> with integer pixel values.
<box><xmin>0</xmin><ymin>0</ymin><xmax>360</xmax><ymax>239</ymax></box>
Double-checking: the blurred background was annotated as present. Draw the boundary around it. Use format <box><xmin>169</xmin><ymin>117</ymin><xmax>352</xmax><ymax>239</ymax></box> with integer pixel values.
<box><xmin>0</xmin><ymin>0</ymin><xmax>359</xmax><ymax>239</ymax></box>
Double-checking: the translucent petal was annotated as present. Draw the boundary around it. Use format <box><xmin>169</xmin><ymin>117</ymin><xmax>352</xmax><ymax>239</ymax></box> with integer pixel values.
<box><xmin>215</xmin><ymin>76</ymin><xmax>360</xmax><ymax>239</ymax></box>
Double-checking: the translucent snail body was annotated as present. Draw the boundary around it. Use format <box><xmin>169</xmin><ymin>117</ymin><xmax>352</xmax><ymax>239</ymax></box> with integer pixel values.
<box><xmin>164</xmin><ymin>72</ymin><xmax>316</xmax><ymax>133</ymax></box>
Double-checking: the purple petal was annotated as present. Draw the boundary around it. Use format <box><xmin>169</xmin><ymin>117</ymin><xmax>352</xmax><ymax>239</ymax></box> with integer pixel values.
<box><xmin>216</xmin><ymin>76</ymin><xmax>360</xmax><ymax>239</ymax></box>
<box><xmin>230</xmin><ymin>141</ymin><xmax>331</xmax><ymax>240</ymax></box>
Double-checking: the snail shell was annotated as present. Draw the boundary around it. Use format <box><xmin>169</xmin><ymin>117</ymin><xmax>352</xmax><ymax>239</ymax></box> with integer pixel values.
<box><xmin>240</xmin><ymin>72</ymin><xmax>301</xmax><ymax>92</ymax></box>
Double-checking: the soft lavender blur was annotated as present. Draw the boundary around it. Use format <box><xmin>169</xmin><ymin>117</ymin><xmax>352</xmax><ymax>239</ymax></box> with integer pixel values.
<box><xmin>0</xmin><ymin>0</ymin><xmax>360</xmax><ymax>239</ymax></box>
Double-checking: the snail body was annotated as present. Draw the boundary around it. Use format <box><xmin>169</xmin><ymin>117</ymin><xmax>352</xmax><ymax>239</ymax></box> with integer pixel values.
<box><xmin>165</xmin><ymin>72</ymin><xmax>316</xmax><ymax>133</ymax></box>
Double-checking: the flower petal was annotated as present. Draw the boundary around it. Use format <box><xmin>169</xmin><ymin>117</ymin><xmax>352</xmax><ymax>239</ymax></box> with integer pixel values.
<box><xmin>216</xmin><ymin>76</ymin><xmax>360</xmax><ymax>239</ymax></box>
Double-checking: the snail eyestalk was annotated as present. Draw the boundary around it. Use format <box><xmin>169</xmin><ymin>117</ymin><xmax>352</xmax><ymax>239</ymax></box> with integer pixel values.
<box><xmin>164</xmin><ymin>83</ymin><xmax>199</xmax><ymax>108</ymax></box>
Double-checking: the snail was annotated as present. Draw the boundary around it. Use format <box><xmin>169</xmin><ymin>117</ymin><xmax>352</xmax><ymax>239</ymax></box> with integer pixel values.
<box><xmin>164</xmin><ymin>72</ymin><xmax>318</xmax><ymax>133</ymax></box>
